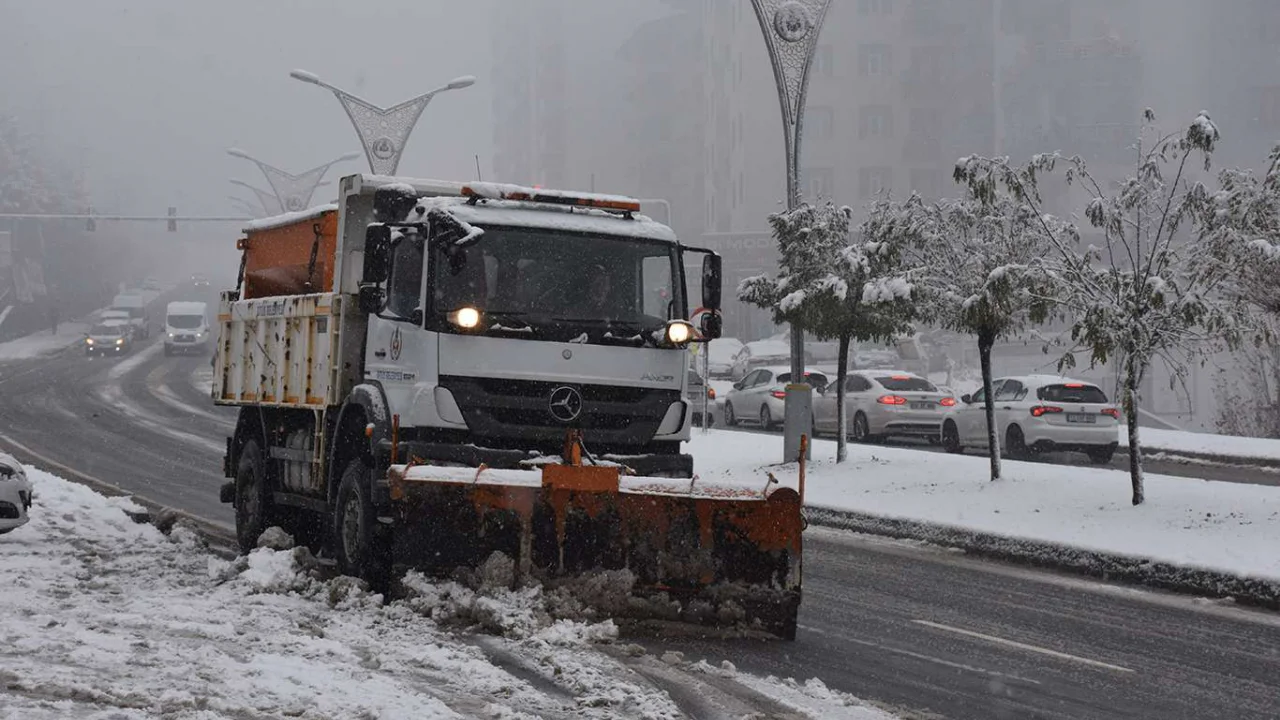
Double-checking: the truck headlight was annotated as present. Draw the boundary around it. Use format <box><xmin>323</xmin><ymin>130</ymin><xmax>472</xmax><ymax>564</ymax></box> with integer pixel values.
<box><xmin>85</xmin><ymin>338</ymin><xmax>94</xmax><ymax>345</ymax></box>
<box><xmin>448</xmin><ymin>307</ymin><xmax>481</xmax><ymax>330</ymax></box>
<box><xmin>664</xmin><ymin>320</ymin><xmax>694</xmax><ymax>346</ymax></box>
<box><xmin>116</xmin><ymin>338</ymin><xmax>124</xmax><ymax>345</ymax></box>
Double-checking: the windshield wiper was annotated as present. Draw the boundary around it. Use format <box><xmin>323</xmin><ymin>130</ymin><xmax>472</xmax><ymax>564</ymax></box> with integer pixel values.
<box><xmin>482</xmin><ymin>310</ymin><xmax>536</xmax><ymax>335</ymax></box>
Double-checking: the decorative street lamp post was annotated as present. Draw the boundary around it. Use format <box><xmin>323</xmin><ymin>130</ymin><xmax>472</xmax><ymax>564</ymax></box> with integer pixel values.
<box><xmin>229</xmin><ymin>179</ymin><xmax>283</xmax><ymax>216</ymax></box>
<box><xmin>750</xmin><ymin>0</ymin><xmax>833</xmax><ymax>462</ymax></box>
<box><xmin>227</xmin><ymin>150</ymin><xmax>358</xmax><ymax>213</ymax></box>
<box><xmin>289</xmin><ymin>70</ymin><xmax>476</xmax><ymax>176</ymax></box>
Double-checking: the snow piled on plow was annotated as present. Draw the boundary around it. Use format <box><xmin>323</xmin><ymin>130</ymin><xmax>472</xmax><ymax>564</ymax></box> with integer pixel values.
<box><xmin>0</xmin><ymin>467</ymin><xmax>895</xmax><ymax>719</ymax></box>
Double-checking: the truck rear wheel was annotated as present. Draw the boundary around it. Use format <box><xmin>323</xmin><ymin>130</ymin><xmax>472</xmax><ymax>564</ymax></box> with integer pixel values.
<box><xmin>333</xmin><ymin>458</ymin><xmax>391</xmax><ymax>590</ymax></box>
<box><xmin>234</xmin><ymin>439</ymin><xmax>272</xmax><ymax>553</ymax></box>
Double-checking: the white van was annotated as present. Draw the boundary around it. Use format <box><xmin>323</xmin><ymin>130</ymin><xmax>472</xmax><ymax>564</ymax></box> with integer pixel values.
<box><xmin>164</xmin><ymin>301</ymin><xmax>210</xmax><ymax>356</ymax></box>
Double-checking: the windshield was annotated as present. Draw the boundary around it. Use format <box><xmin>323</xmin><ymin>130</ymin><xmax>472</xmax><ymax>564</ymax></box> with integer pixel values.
<box><xmin>90</xmin><ymin>324</ymin><xmax>122</xmax><ymax>336</ymax></box>
<box><xmin>167</xmin><ymin>315</ymin><xmax>204</xmax><ymax>329</ymax></box>
<box><xmin>430</xmin><ymin>226</ymin><xmax>683</xmax><ymax>342</ymax></box>
<box><xmin>876</xmin><ymin>375</ymin><xmax>937</xmax><ymax>392</ymax></box>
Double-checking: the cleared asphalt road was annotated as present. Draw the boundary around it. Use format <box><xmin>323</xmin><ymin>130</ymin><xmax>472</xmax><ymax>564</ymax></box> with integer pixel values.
<box><xmin>3</xmin><ymin>322</ymin><xmax>1280</xmax><ymax>718</ymax></box>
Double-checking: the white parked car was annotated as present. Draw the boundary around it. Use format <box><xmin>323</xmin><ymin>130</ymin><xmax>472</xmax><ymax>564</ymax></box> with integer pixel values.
<box><xmin>700</xmin><ymin>337</ymin><xmax>744</xmax><ymax>378</ymax></box>
<box><xmin>723</xmin><ymin>366</ymin><xmax>829</xmax><ymax>430</ymax></box>
<box><xmin>0</xmin><ymin>453</ymin><xmax>33</xmax><ymax>534</ymax></box>
<box><xmin>814</xmin><ymin>370</ymin><xmax>955</xmax><ymax>442</ymax></box>
<box><xmin>728</xmin><ymin>340</ymin><xmax>792</xmax><ymax>379</ymax></box>
<box><xmin>940</xmin><ymin>375</ymin><xmax>1120</xmax><ymax>463</ymax></box>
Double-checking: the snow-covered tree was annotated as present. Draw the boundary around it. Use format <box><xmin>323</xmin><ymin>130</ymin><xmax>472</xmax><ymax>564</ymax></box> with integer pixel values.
<box><xmin>739</xmin><ymin>201</ymin><xmax>915</xmax><ymax>463</ymax></box>
<box><xmin>952</xmin><ymin>111</ymin><xmax>1275</xmax><ymax>505</ymax></box>
<box><xmin>860</xmin><ymin>193</ymin><xmax>1065</xmax><ymax>480</ymax></box>
<box><xmin>806</xmin><ymin>231</ymin><xmax>916</xmax><ymax>463</ymax></box>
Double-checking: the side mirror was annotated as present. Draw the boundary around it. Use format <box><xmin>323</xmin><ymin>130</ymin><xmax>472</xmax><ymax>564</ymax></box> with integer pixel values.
<box><xmin>358</xmin><ymin>285</ymin><xmax>385</xmax><ymax>314</ymax></box>
<box><xmin>363</xmin><ymin>225</ymin><xmax>393</xmax><ymax>285</ymax></box>
<box><xmin>701</xmin><ymin>253</ymin><xmax>722</xmax><ymax>311</ymax></box>
<box><xmin>409</xmin><ymin>307</ymin><xmax>424</xmax><ymax>327</ymax></box>
<box><xmin>700</xmin><ymin>312</ymin><xmax>722</xmax><ymax>340</ymax></box>
<box><xmin>732</xmin><ymin>381</ymin><xmax>743</xmax><ymax>390</ymax></box>
<box><xmin>961</xmin><ymin>394</ymin><xmax>972</xmax><ymax>404</ymax></box>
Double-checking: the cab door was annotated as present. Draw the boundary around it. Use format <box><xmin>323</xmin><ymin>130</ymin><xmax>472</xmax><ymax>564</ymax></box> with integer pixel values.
<box><xmin>364</xmin><ymin>230</ymin><xmax>439</xmax><ymax>425</ymax></box>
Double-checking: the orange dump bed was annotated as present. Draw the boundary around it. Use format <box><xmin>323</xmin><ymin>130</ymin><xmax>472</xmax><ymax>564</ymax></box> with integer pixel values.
<box><xmin>240</xmin><ymin>210</ymin><xmax>339</xmax><ymax>299</ymax></box>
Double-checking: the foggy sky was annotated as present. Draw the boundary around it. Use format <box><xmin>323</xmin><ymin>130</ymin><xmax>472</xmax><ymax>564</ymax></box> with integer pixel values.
<box><xmin>0</xmin><ymin>0</ymin><xmax>498</xmax><ymax>217</ymax></box>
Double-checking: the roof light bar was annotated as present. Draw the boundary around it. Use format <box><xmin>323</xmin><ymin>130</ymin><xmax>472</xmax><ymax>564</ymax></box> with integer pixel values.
<box><xmin>461</xmin><ymin>184</ymin><xmax>641</xmax><ymax>213</ymax></box>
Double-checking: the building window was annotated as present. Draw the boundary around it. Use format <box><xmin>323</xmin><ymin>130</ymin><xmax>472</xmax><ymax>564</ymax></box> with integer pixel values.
<box><xmin>859</xmin><ymin>105</ymin><xmax>893</xmax><ymax>139</ymax></box>
<box><xmin>809</xmin><ymin>106</ymin><xmax>835</xmax><ymax>139</ymax></box>
<box><xmin>859</xmin><ymin>44</ymin><xmax>892</xmax><ymax>77</ymax></box>
<box><xmin>859</xmin><ymin>0</ymin><xmax>893</xmax><ymax>15</ymax></box>
<box><xmin>908</xmin><ymin>107</ymin><xmax>942</xmax><ymax>138</ymax></box>
<box><xmin>859</xmin><ymin>167</ymin><xmax>892</xmax><ymax>198</ymax></box>
<box><xmin>806</xmin><ymin>167</ymin><xmax>836</xmax><ymax>200</ymax></box>
<box><xmin>908</xmin><ymin>45</ymin><xmax>946</xmax><ymax>84</ymax></box>
<box><xmin>814</xmin><ymin>44</ymin><xmax>834</xmax><ymax>77</ymax></box>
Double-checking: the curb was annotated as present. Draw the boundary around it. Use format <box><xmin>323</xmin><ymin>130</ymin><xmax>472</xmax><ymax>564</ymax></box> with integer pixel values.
<box><xmin>805</xmin><ymin>505</ymin><xmax>1280</xmax><ymax>611</ymax></box>
<box><xmin>1119</xmin><ymin>445</ymin><xmax>1280</xmax><ymax>471</ymax></box>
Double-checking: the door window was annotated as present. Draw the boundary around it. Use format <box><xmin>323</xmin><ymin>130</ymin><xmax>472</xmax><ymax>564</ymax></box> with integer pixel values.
<box><xmin>971</xmin><ymin>380</ymin><xmax>1004</xmax><ymax>405</ymax></box>
<box><xmin>994</xmin><ymin>380</ymin><xmax>1024</xmax><ymax>402</ymax></box>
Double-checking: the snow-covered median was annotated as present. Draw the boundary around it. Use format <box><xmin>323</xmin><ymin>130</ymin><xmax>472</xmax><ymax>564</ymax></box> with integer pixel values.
<box><xmin>1121</xmin><ymin>425</ymin><xmax>1280</xmax><ymax>464</ymax></box>
<box><xmin>689</xmin><ymin>430</ymin><xmax>1280</xmax><ymax>583</ymax></box>
<box><xmin>0</xmin><ymin>466</ymin><xmax>894</xmax><ymax>719</ymax></box>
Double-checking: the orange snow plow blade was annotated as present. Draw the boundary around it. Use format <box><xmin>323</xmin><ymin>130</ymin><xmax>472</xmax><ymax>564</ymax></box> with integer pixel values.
<box><xmin>384</xmin><ymin>437</ymin><xmax>803</xmax><ymax>639</ymax></box>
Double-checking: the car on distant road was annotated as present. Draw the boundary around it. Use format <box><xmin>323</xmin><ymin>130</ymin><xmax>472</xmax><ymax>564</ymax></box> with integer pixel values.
<box><xmin>0</xmin><ymin>453</ymin><xmax>32</xmax><ymax>535</ymax></box>
<box><xmin>728</xmin><ymin>340</ymin><xmax>793</xmax><ymax>379</ymax></box>
<box><xmin>814</xmin><ymin>370</ymin><xmax>955</xmax><ymax>442</ymax></box>
<box><xmin>191</xmin><ymin>273</ymin><xmax>210</xmax><ymax>288</ymax></box>
<box><xmin>723</xmin><ymin>366</ymin><xmax>829</xmax><ymax>430</ymax></box>
<box><xmin>697</xmin><ymin>337</ymin><xmax>744</xmax><ymax>378</ymax></box>
<box><xmin>142</xmin><ymin>277</ymin><xmax>161</xmax><ymax>291</ymax></box>
<box><xmin>84</xmin><ymin>323</ymin><xmax>132</xmax><ymax>356</ymax></box>
<box><xmin>941</xmin><ymin>375</ymin><xmax>1120</xmax><ymax>463</ymax></box>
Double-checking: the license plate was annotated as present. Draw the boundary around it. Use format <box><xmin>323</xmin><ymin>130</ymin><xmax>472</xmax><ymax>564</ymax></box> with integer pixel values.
<box><xmin>910</xmin><ymin>402</ymin><xmax>934</xmax><ymax>410</ymax></box>
<box><xmin>1066</xmin><ymin>413</ymin><xmax>1096</xmax><ymax>424</ymax></box>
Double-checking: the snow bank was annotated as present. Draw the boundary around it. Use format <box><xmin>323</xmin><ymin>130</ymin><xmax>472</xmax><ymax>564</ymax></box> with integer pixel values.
<box><xmin>1120</xmin><ymin>426</ymin><xmax>1280</xmax><ymax>463</ymax></box>
<box><xmin>688</xmin><ymin>430</ymin><xmax>1280</xmax><ymax>582</ymax></box>
<box><xmin>0</xmin><ymin>318</ymin><xmax>97</xmax><ymax>361</ymax></box>
<box><xmin>0</xmin><ymin>466</ymin><xmax>891</xmax><ymax>719</ymax></box>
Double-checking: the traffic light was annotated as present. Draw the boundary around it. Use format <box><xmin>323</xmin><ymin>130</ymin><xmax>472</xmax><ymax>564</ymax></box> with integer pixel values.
<box><xmin>85</xmin><ymin>206</ymin><xmax>95</xmax><ymax>232</ymax></box>
<box><xmin>167</xmin><ymin>206</ymin><xmax>177</xmax><ymax>232</ymax></box>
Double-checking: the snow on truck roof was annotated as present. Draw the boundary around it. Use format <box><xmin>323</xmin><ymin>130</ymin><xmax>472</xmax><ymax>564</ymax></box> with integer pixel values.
<box><xmin>358</xmin><ymin>174</ymin><xmax>678</xmax><ymax>243</ymax></box>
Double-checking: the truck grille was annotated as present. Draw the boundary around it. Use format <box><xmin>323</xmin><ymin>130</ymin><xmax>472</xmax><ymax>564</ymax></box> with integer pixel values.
<box><xmin>440</xmin><ymin>376</ymin><xmax>679</xmax><ymax>445</ymax></box>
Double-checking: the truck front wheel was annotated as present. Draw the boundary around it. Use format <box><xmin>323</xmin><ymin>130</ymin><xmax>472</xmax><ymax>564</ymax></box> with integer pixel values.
<box><xmin>333</xmin><ymin>458</ymin><xmax>391</xmax><ymax>590</ymax></box>
<box><xmin>234</xmin><ymin>439</ymin><xmax>272</xmax><ymax>553</ymax></box>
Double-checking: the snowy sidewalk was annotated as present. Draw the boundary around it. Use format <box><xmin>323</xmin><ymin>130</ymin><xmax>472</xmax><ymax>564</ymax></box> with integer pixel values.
<box><xmin>0</xmin><ymin>319</ymin><xmax>97</xmax><ymax>362</ymax></box>
<box><xmin>689</xmin><ymin>431</ymin><xmax>1280</xmax><ymax>583</ymax></box>
<box><xmin>0</xmin><ymin>467</ymin><xmax>893</xmax><ymax>720</ymax></box>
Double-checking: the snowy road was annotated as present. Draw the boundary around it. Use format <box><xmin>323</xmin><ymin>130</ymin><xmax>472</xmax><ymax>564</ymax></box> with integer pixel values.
<box><xmin>3</xmin><ymin>318</ymin><xmax>1280</xmax><ymax>717</ymax></box>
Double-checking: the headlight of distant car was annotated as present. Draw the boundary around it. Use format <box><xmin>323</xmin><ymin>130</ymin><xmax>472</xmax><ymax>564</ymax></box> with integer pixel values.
<box><xmin>448</xmin><ymin>307</ymin><xmax>481</xmax><ymax>330</ymax></box>
<box><xmin>168</xmin><ymin>333</ymin><xmax>175</xmax><ymax>338</ymax></box>
<box><xmin>116</xmin><ymin>338</ymin><xmax>124</xmax><ymax>345</ymax></box>
<box><xmin>85</xmin><ymin>338</ymin><xmax>94</xmax><ymax>345</ymax></box>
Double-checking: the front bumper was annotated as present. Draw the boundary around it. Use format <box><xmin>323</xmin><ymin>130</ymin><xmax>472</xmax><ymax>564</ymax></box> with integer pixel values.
<box><xmin>376</xmin><ymin>438</ymin><xmax>694</xmax><ymax>478</ymax></box>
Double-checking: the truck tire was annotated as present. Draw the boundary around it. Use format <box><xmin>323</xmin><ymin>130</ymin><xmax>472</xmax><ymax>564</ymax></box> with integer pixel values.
<box><xmin>333</xmin><ymin>458</ymin><xmax>391</xmax><ymax>590</ymax></box>
<box><xmin>234</xmin><ymin>439</ymin><xmax>272</xmax><ymax>554</ymax></box>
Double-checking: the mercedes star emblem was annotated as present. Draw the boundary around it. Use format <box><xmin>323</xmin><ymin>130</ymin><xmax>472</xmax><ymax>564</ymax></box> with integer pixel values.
<box><xmin>548</xmin><ymin>386</ymin><xmax>583</xmax><ymax>423</ymax></box>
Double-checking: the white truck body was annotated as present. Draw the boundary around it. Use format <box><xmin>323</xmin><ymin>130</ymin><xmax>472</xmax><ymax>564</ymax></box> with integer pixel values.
<box><xmin>111</xmin><ymin>292</ymin><xmax>150</xmax><ymax>339</ymax></box>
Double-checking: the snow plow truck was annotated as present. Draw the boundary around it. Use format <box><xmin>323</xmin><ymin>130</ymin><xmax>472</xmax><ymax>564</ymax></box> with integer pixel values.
<box><xmin>212</xmin><ymin>176</ymin><xmax>803</xmax><ymax>638</ymax></box>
